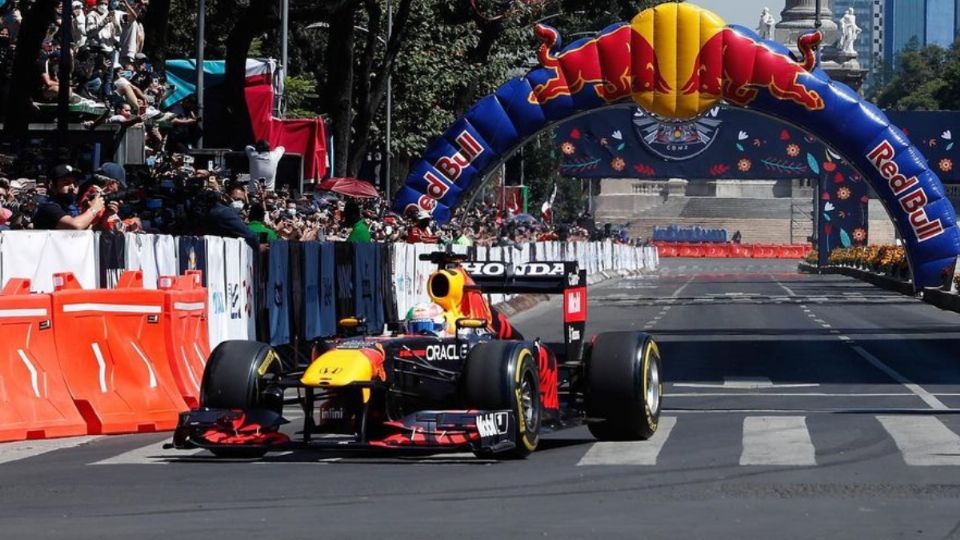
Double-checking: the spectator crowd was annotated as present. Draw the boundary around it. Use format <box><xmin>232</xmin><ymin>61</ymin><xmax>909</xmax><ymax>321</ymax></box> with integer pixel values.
<box><xmin>0</xmin><ymin>0</ymin><xmax>637</xmax><ymax>248</ymax></box>
<box><xmin>1</xmin><ymin>0</ymin><xmax>199</xmax><ymax>155</ymax></box>
<box><xmin>0</xmin><ymin>146</ymin><xmax>636</xmax><ymax>250</ymax></box>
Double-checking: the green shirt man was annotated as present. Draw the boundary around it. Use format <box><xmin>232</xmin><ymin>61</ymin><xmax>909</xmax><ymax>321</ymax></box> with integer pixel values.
<box><xmin>347</xmin><ymin>219</ymin><xmax>371</xmax><ymax>243</ymax></box>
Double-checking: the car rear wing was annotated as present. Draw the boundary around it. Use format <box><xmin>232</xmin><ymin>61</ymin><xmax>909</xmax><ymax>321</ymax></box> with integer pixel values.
<box><xmin>419</xmin><ymin>252</ymin><xmax>587</xmax><ymax>360</ymax></box>
<box><xmin>463</xmin><ymin>260</ymin><xmax>587</xmax><ymax>362</ymax></box>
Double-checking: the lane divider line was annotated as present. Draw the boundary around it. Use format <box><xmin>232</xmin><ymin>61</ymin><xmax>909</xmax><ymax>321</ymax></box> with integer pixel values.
<box><xmin>850</xmin><ymin>345</ymin><xmax>948</xmax><ymax>410</ymax></box>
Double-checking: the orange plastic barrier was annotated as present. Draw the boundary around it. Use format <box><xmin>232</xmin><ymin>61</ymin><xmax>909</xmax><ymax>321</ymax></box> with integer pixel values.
<box><xmin>655</xmin><ymin>243</ymin><xmax>814</xmax><ymax>258</ymax></box>
<box><xmin>159</xmin><ymin>272</ymin><xmax>210</xmax><ymax>408</ymax></box>
<box><xmin>0</xmin><ymin>280</ymin><xmax>87</xmax><ymax>442</ymax></box>
<box><xmin>52</xmin><ymin>271</ymin><xmax>188</xmax><ymax>434</ymax></box>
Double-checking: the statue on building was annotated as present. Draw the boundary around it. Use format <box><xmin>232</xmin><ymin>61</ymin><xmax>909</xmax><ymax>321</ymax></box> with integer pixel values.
<box><xmin>757</xmin><ymin>7</ymin><xmax>776</xmax><ymax>40</ymax></box>
<box><xmin>839</xmin><ymin>8</ymin><xmax>862</xmax><ymax>56</ymax></box>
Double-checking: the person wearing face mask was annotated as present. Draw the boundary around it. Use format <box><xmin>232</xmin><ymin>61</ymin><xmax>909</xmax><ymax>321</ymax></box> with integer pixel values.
<box><xmin>188</xmin><ymin>186</ymin><xmax>258</xmax><ymax>250</ymax></box>
<box><xmin>227</xmin><ymin>183</ymin><xmax>247</xmax><ymax>211</ymax></box>
<box><xmin>284</xmin><ymin>201</ymin><xmax>298</xmax><ymax>219</ymax></box>
<box><xmin>33</xmin><ymin>164</ymin><xmax>105</xmax><ymax>230</ymax></box>
<box><xmin>71</xmin><ymin>1</ymin><xmax>87</xmax><ymax>48</ymax></box>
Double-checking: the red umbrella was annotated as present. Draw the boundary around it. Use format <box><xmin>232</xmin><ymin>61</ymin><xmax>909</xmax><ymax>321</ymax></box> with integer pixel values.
<box><xmin>318</xmin><ymin>177</ymin><xmax>380</xmax><ymax>199</ymax></box>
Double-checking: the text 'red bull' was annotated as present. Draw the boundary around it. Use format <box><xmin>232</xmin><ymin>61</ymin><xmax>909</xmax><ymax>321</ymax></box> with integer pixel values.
<box><xmin>406</xmin><ymin>130</ymin><xmax>485</xmax><ymax>215</ymax></box>
<box><xmin>423</xmin><ymin>132</ymin><xmax>484</xmax><ymax>201</ymax></box>
<box><xmin>868</xmin><ymin>140</ymin><xmax>944</xmax><ymax>242</ymax></box>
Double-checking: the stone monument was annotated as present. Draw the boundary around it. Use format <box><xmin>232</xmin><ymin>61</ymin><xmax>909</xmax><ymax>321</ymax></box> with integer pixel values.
<box><xmin>775</xmin><ymin>0</ymin><xmax>838</xmax><ymax>47</ymax></box>
<box><xmin>775</xmin><ymin>0</ymin><xmax>866</xmax><ymax>91</ymax></box>
<box><xmin>757</xmin><ymin>7</ymin><xmax>776</xmax><ymax>40</ymax></box>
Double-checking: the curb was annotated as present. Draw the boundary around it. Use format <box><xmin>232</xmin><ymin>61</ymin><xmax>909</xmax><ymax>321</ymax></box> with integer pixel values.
<box><xmin>799</xmin><ymin>262</ymin><xmax>960</xmax><ymax>316</ymax></box>
<box><xmin>922</xmin><ymin>287</ymin><xmax>960</xmax><ymax>313</ymax></box>
<box><xmin>798</xmin><ymin>263</ymin><xmax>916</xmax><ymax>296</ymax></box>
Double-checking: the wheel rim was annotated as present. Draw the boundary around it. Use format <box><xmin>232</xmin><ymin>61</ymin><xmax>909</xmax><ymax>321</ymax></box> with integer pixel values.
<box><xmin>646</xmin><ymin>350</ymin><xmax>661</xmax><ymax>415</ymax></box>
<box><xmin>520</xmin><ymin>369</ymin><xmax>539</xmax><ymax>431</ymax></box>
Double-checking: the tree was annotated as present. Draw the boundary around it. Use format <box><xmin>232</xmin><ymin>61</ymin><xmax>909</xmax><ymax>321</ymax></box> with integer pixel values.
<box><xmin>870</xmin><ymin>38</ymin><xmax>960</xmax><ymax>111</ymax></box>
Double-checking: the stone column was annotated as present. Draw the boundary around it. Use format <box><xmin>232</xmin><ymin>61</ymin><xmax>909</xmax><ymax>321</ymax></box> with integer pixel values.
<box><xmin>776</xmin><ymin>0</ymin><xmax>839</xmax><ymax>48</ymax></box>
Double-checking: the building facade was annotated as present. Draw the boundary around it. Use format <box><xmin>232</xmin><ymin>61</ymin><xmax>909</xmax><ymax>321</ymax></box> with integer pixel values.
<box><xmin>883</xmin><ymin>0</ymin><xmax>960</xmax><ymax>69</ymax></box>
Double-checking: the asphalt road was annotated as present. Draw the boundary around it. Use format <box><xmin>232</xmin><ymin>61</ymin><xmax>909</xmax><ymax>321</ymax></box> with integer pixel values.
<box><xmin>3</xmin><ymin>258</ymin><xmax>960</xmax><ymax>539</ymax></box>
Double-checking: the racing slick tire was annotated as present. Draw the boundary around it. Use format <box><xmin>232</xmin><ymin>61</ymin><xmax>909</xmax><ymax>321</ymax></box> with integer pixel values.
<box><xmin>585</xmin><ymin>332</ymin><xmax>662</xmax><ymax>441</ymax></box>
<box><xmin>463</xmin><ymin>341</ymin><xmax>541</xmax><ymax>459</ymax></box>
<box><xmin>200</xmin><ymin>340</ymin><xmax>283</xmax><ymax>458</ymax></box>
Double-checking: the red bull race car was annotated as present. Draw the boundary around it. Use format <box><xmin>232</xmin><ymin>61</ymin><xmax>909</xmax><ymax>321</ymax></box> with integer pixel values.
<box><xmin>173</xmin><ymin>252</ymin><xmax>663</xmax><ymax>459</ymax></box>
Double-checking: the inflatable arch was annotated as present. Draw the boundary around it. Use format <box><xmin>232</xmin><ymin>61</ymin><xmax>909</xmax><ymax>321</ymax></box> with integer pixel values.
<box><xmin>393</xmin><ymin>3</ymin><xmax>960</xmax><ymax>289</ymax></box>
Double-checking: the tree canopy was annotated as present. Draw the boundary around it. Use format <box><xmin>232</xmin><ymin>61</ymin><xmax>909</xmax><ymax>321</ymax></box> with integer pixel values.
<box><xmin>871</xmin><ymin>38</ymin><xmax>960</xmax><ymax>111</ymax></box>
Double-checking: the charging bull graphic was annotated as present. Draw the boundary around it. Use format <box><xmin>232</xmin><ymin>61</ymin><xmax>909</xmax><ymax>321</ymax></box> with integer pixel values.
<box><xmin>395</xmin><ymin>2</ymin><xmax>960</xmax><ymax>289</ymax></box>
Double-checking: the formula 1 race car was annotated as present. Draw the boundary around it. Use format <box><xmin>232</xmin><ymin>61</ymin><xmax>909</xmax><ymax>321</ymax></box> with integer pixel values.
<box><xmin>173</xmin><ymin>252</ymin><xmax>663</xmax><ymax>459</ymax></box>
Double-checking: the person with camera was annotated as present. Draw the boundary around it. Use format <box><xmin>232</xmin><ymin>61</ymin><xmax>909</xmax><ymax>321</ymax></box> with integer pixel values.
<box><xmin>33</xmin><ymin>164</ymin><xmax>105</xmax><ymax>230</ymax></box>
<box><xmin>77</xmin><ymin>162</ymin><xmax>130</xmax><ymax>231</ymax></box>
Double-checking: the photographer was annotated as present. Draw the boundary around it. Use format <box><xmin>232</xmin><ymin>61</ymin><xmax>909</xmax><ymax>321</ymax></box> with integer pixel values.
<box><xmin>33</xmin><ymin>164</ymin><xmax>104</xmax><ymax>230</ymax></box>
<box><xmin>77</xmin><ymin>162</ymin><xmax>130</xmax><ymax>231</ymax></box>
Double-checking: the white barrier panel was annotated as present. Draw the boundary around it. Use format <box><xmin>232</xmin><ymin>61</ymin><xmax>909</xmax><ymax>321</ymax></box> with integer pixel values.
<box><xmin>389</xmin><ymin>242</ymin><xmax>660</xmax><ymax>319</ymax></box>
<box><xmin>125</xmin><ymin>233</ymin><xmax>161</xmax><ymax>288</ymax></box>
<box><xmin>204</xmin><ymin>235</ymin><xmax>228</xmax><ymax>350</ymax></box>
<box><xmin>0</xmin><ymin>230</ymin><xmax>97</xmax><ymax>292</ymax></box>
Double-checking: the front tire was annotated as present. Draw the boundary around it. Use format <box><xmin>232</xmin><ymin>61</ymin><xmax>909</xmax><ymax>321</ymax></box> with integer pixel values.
<box><xmin>586</xmin><ymin>332</ymin><xmax>662</xmax><ymax>441</ymax></box>
<box><xmin>463</xmin><ymin>341</ymin><xmax>541</xmax><ymax>458</ymax></box>
<box><xmin>200</xmin><ymin>340</ymin><xmax>283</xmax><ymax>458</ymax></box>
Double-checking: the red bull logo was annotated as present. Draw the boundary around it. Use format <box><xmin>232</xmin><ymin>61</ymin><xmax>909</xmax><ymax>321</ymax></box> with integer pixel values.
<box><xmin>528</xmin><ymin>24</ymin><xmax>638</xmax><ymax>106</ymax></box>
<box><xmin>867</xmin><ymin>141</ymin><xmax>944</xmax><ymax>242</ymax></box>
<box><xmin>527</xmin><ymin>3</ymin><xmax>825</xmax><ymax>120</ymax></box>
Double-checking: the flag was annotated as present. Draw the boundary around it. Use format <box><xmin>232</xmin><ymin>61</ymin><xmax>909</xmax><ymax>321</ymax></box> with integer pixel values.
<box><xmin>541</xmin><ymin>183</ymin><xmax>558</xmax><ymax>223</ymax></box>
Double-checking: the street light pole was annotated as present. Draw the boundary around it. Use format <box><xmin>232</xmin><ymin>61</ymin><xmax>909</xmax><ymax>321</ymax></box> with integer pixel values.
<box><xmin>196</xmin><ymin>0</ymin><xmax>205</xmax><ymax>148</ymax></box>
<box><xmin>385</xmin><ymin>0</ymin><xmax>393</xmax><ymax>202</ymax></box>
<box><xmin>56</xmin><ymin>0</ymin><xmax>72</xmax><ymax>138</ymax></box>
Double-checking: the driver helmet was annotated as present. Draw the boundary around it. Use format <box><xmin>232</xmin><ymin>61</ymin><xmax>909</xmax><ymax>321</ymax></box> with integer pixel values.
<box><xmin>404</xmin><ymin>302</ymin><xmax>447</xmax><ymax>335</ymax></box>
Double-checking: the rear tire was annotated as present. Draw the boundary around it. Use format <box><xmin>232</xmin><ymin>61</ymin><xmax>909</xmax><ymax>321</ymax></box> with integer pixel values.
<box><xmin>463</xmin><ymin>341</ymin><xmax>541</xmax><ymax>459</ymax></box>
<box><xmin>586</xmin><ymin>332</ymin><xmax>662</xmax><ymax>441</ymax></box>
<box><xmin>200</xmin><ymin>340</ymin><xmax>283</xmax><ymax>458</ymax></box>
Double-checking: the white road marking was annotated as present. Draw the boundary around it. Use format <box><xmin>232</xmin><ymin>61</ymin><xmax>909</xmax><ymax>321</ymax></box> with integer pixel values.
<box><xmin>740</xmin><ymin>416</ymin><xmax>816</xmax><ymax>466</ymax></box>
<box><xmin>668</xmin><ymin>408</ymin><xmax>952</xmax><ymax>414</ymax></box>
<box><xmin>671</xmin><ymin>276</ymin><xmax>695</xmax><ymax>298</ymax></box>
<box><xmin>669</xmin><ymin>392</ymin><xmax>912</xmax><ymax>398</ymax></box>
<box><xmin>91</xmin><ymin>440</ymin><xmax>204</xmax><ymax>465</ymax></box>
<box><xmin>850</xmin><ymin>345</ymin><xmax>948</xmax><ymax>410</ymax></box>
<box><xmin>877</xmin><ymin>416</ymin><xmax>960</xmax><ymax>466</ymax></box>
<box><xmin>0</xmin><ymin>436</ymin><xmax>101</xmax><ymax>465</ymax></box>
<box><xmin>674</xmin><ymin>377</ymin><xmax>818</xmax><ymax>390</ymax></box>
<box><xmin>577</xmin><ymin>417</ymin><xmax>676</xmax><ymax>466</ymax></box>
<box><xmin>772</xmin><ymin>276</ymin><xmax>797</xmax><ymax>297</ymax></box>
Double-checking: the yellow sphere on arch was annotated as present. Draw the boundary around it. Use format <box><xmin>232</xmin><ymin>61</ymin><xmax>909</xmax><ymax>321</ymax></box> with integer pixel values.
<box><xmin>631</xmin><ymin>3</ymin><xmax>726</xmax><ymax>120</ymax></box>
